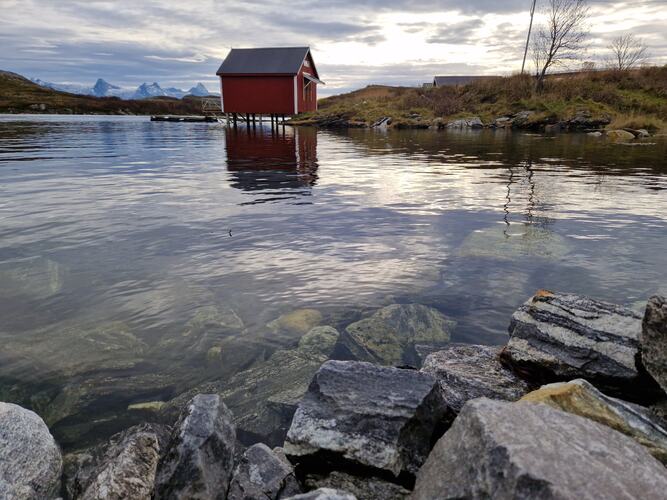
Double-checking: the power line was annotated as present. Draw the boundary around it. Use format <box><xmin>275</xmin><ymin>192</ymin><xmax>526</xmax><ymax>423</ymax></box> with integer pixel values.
<box><xmin>521</xmin><ymin>0</ymin><xmax>537</xmax><ymax>74</ymax></box>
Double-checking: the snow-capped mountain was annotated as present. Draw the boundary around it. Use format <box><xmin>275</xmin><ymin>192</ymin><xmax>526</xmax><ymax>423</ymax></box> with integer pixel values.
<box><xmin>32</xmin><ymin>78</ymin><xmax>214</xmax><ymax>100</ymax></box>
<box><xmin>188</xmin><ymin>83</ymin><xmax>211</xmax><ymax>97</ymax></box>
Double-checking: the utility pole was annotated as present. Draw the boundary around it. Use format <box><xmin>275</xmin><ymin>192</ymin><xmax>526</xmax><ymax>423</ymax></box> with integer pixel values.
<box><xmin>521</xmin><ymin>0</ymin><xmax>538</xmax><ymax>74</ymax></box>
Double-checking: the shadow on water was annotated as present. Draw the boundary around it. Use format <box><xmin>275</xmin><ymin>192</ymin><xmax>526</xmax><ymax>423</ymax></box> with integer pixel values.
<box><xmin>225</xmin><ymin>125</ymin><xmax>318</xmax><ymax>203</ymax></box>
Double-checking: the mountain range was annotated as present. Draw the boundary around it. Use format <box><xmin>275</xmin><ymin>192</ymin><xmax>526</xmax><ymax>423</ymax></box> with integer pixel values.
<box><xmin>31</xmin><ymin>78</ymin><xmax>215</xmax><ymax>100</ymax></box>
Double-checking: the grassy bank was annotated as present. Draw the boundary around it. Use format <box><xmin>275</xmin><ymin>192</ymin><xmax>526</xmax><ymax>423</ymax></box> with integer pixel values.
<box><xmin>294</xmin><ymin>66</ymin><xmax>667</xmax><ymax>132</ymax></box>
<box><xmin>0</xmin><ymin>70</ymin><xmax>207</xmax><ymax>116</ymax></box>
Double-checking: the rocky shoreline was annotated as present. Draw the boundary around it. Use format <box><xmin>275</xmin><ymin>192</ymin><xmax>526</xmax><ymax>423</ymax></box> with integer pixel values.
<box><xmin>2</xmin><ymin>291</ymin><xmax>667</xmax><ymax>498</ymax></box>
<box><xmin>289</xmin><ymin>110</ymin><xmax>657</xmax><ymax>140</ymax></box>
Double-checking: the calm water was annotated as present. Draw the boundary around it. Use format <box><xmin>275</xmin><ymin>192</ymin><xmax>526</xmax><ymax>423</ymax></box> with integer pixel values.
<box><xmin>1</xmin><ymin>115</ymin><xmax>666</xmax><ymax>447</ymax></box>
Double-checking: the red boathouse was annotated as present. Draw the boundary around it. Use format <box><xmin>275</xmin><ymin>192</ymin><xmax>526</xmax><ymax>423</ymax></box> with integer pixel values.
<box><xmin>216</xmin><ymin>47</ymin><xmax>323</xmax><ymax>118</ymax></box>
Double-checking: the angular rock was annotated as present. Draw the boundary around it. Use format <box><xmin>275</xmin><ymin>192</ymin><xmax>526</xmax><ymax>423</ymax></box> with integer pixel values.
<box><xmin>285</xmin><ymin>488</ymin><xmax>356</xmax><ymax>500</ymax></box>
<box><xmin>641</xmin><ymin>295</ymin><xmax>667</xmax><ymax>394</ymax></box>
<box><xmin>304</xmin><ymin>471</ymin><xmax>409</xmax><ymax>500</ymax></box>
<box><xmin>521</xmin><ymin>379</ymin><xmax>667</xmax><ymax>464</ymax></box>
<box><xmin>0</xmin><ymin>402</ymin><xmax>62</xmax><ymax>499</ymax></box>
<box><xmin>446</xmin><ymin>117</ymin><xmax>483</xmax><ymax>129</ymax></box>
<box><xmin>155</xmin><ymin>394</ymin><xmax>236</xmax><ymax>499</ymax></box>
<box><xmin>284</xmin><ymin>361</ymin><xmax>447</xmax><ymax>479</ymax></box>
<box><xmin>412</xmin><ymin>398</ymin><xmax>667</xmax><ymax>500</ymax></box>
<box><xmin>228</xmin><ymin>443</ymin><xmax>302</xmax><ymax>500</ymax></box>
<box><xmin>500</xmin><ymin>290</ymin><xmax>660</xmax><ymax>401</ymax></box>
<box><xmin>161</xmin><ymin>326</ymin><xmax>341</xmax><ymax>446</ymax></box>
<box><xmin>344</xmin><ymin>304</ymin><xmax>454</xmax><ymax>366</ymax></box>
<box><xmin>64</xmin><ymin>423</ymin><xmax>169</xmax><ymax>500</ymax></box>
<box><xmin>421</xmin><ymin>344</ymin><xmax>531</xmax><ymax>425</ymax></box>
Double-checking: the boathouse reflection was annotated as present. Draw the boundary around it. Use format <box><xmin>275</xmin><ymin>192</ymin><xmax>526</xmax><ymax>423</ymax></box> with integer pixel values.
<box><xmin>224</xmin><ymin>126</ymin><xmax>318</xmax><ymax>202</ymax></box>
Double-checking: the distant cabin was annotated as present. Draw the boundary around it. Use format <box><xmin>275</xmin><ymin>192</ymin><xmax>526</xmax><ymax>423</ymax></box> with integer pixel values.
<box><xmin>433</xmin><ymin>75</ymin><xmax>496</xmax><ymax>87</ymax></box>
<box><xmin>216</xmin><ymin>47</ymin><xmax>323</xmax><ymax>116</ymax></box>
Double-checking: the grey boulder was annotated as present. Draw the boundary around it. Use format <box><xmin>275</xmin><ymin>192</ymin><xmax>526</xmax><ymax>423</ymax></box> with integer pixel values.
<box><xmin>284</xmin><ymin>361</ymin><xmax>447</xmax><ymax>479</ymax></box>
<box><xmin>412</xmin><ymin>398</ymin><xmax>667</xmax><ymax>500</ymax></box>
<box><xmin>304</xmin><ymin>471</ymin><xmax>409</xmax><ymax>500</ymax></box>
<box><xmin>0</xmin><ymin>402</ymin><xmax>62</xmax><ymax>499</ymax></box>
<box><xmin>500</xmin><ymin>290</ymin><xmax>660</xmax><ymax>401</ymax></box>
<box><xmin>155</xmin><ymin>394</ymin><xmax>236</xmax><ymax>499</ymax></box>
<box><xmin>228</xmin><ymin>443</ymin><xmax>302</xmax><ymax>500</ymax></box>
<box><xmin>285</xmin><ymin>488</ymin><xmax>356</xmax><ymax>500</ymax></box>
<box><xmin>641</xmin><ymin>295</ymin><xmax>667</xmax><ymax>393</ymax></box>
<box><xmin>64</xmin><ymin>423</ymin><xmax>169</xmax><ymax>500</ymax></box>
<box><xmin>421</xmin><ymin>344</ymin><xmax>531</xmax><ymax>425</ymax></box>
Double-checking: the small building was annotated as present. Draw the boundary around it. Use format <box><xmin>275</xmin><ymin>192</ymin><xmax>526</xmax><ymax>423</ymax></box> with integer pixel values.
<box><xmin>432</xmin><ymin>75</ymin><xmax>496</xmax><ymax>87</ymax></box>
<box><xmin>217</xmin><ymin>47</ymin><xmax>323</xmax><ymax>117</ymax></box>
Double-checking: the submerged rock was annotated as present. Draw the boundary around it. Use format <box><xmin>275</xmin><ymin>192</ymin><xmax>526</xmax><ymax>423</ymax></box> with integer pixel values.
<box><xmin>500</xmin><ymin>290</ymin><xmax>660</xmax><ymax>401</ymax></box>
<box><xmin>155</xmin><ymin>394</ymin><xmax>236</xmax><ymax>499</ymax></box>
<box><xmin>0</xmin><ymin>256</ymin><xmax>66</xmax><ymax>299</ymax></box>
<box><xmin>521</xmin><ymin>379</ymin><xmax>667</xmax><ymax>464</ymax></box>
<box><xmin>284</xmin><ymin>360</ymin><xmax>447</xmax><ymax>479</ymax></box>
<box><xmin>268</xmin><ymin>309</ymin><xmax>323</xmax><ymax>336</ymax></box>
<box><xmin>607</xmin><ymin>129</ymin><xmax>636</xmax><ymax>142</ymax></box>
<box><xmin>641</xmin><ymin>295</ymin><xmax>667</xmax><ymax>394</ymax></box>
<box><xmin>459</xmin><ymin>224</ymin><xmax>570</xmax><ymax>261</ymax></box>
<box><xmin>64</xmin><ymin>423</ymin><xmax>169</xmax><ymax>500</ymax></box>
<box><xmin>421</xmin><ymin>345</ymin><xmax>531</xmax><ymax>425</ymax></box>
<box><xmin>304</xmin><ymin>471</ymin><xmax>409</xmax><ymax>500</ymax></box>
<box><xmin>412</xmin><ymin>398</ymin><xmax>667</xmax><ymax>500</ymax></box>
<box><xmin>228</xmin><ymin>443</ymin><xmax>302</xmax><ymax>500</ymax></box>
<box><xmin>0</xmin><ymin>402</ymin><xmax>62</xmax><ymax>499</ymax></box>
<box><xmin>162</xmin><ymin>326</ymin><xmax>341</xmax><ymax>446</ymax></box>
<box><xmin>285</xmin><ymin>489</ymin><xmax>356</xmax><ymax>500</ymax></box>
<box><xmin>157</xmin><ymin>305</ymin><xmax>245</xmax><ymax>355</ymax></box>
<box><xmin>344</xmin><ymin>304</ymin><xmax>454</xmax><ymax>366</ymax></box>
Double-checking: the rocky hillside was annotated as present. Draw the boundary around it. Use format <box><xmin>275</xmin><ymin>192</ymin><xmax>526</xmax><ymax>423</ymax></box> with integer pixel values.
<box><xmin>0</xmin><ymin>71</ymin><xmax>209</xmax><ymax>115</ymax></box>
<box><xmin>293</xmin><ymin>66</ymin><xmax>667</xmax><ymax>133</ymax></box>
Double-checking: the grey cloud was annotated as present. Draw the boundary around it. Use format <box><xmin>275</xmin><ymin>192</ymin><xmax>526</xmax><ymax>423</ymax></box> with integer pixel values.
<box><xmin>426</xmin><ymin>19</ymin><xmax>484</xmax><ymax>44</ymax></box>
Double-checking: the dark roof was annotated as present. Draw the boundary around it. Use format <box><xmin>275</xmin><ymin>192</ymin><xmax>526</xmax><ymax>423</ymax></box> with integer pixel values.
<box><xmin>217</xmin><ymin>47</ymin><xmax>313</xmax><ymax>76</ymax></box>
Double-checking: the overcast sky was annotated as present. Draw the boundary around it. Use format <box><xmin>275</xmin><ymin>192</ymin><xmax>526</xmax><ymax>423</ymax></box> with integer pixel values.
<box><xmin>1</xmin><ymin>0</ymin><xmax>665</xmax><ymax>95</ymax></box>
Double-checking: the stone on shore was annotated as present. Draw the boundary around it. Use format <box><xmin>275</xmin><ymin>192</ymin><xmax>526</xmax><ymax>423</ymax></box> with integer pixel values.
<box><xmin>64</xmin><ymin>423</ymin><xmax>169</xmax><ymax>500</ymax></box>
<box><xmin>228</xmin><ymin>443</ymin><xmax>302</xmax><ymax>500</ymax></box>
<box><xmin>155</xmin><ymin>394</ymin><xmax>236</xmax><ymax>499</ymax></box>
<box><xmin>284</xmin><ymin>360</ymin><xmax>447</xmax><ymax>478</ymax></box>
<box><xmin>521</xmin><ymin>379</ymin><xmax>667</xmax><ymax>464</ymax></box>
<box><xmin>421</xmin><ymin>345</ymin><xmax>531</xmax><ymax>425</ymax></box>
<box><xmin>641</xmin><ymin>295</ymin><xmax>667</xmax><ymax>393</ymax></box>
<box><xmin>500</xmin><ymin>290</ymin><xmax>660</xmax><ymax>401</ymax></box>
<box><xmin>304</xmin><ymin>471</ymin><xmax>409</xmax><ymax>500</ymax></box>
<box><xmin>0</xmin><ymin>402</ymin><xmax>62</xmax><ymax>499</ymax></box>
<box><xmin>344</xmin><ymin>304</ymin><xmax>454</xmax><ymax>366</ymax></box>
<box><xmin>412</xmin><ymin>398</ymin><xmax>667</xmax><ymax>500</ymax></box>
<box><xmin>285</xmin><ymin>488</ymin><xmax>356</xmax><ymax>500</ymax></box>
<box><xmin>446</xmin><ymin>117</ymin><xmax>483</xmax><ymax>129</ymax></box>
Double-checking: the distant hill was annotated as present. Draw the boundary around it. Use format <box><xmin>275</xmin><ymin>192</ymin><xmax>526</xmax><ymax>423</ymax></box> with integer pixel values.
<box><xmin>0</xmin><ymin>70</ymin><xmax>215</xmax><ymax>115</ymax></box>
<box><xmin>31</xmin><ymin>77</ymin><xmax>216</xmax><ymax>100</ymax></box>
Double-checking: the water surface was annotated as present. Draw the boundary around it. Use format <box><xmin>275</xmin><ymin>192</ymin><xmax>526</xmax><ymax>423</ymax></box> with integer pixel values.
<box><xmin>1</xmin><ymin>115</ymin><xmax>666</xmax><ymax>447</ymax></box>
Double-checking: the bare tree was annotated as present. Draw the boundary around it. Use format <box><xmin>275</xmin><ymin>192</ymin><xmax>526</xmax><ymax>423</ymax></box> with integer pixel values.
<box><xmin>532</xmin><ymin>0</ymin><xmax>590</xmax><ymax>90</ymax></box>
<box><xmin>608</xmin><ymin>34</ymin><xmax>649</xmax><ymax>70</ymax></box>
